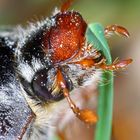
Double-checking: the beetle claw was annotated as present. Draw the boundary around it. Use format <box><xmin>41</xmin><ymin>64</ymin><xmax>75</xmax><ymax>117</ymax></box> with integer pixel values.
<box><xmin>105</xmin><ymin>24</ymin><xmax>130</xmax><ymax>38</ymax></box>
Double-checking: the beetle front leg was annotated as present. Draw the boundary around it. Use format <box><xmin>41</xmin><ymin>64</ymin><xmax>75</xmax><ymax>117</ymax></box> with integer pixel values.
<box><xmin>104</xmin><ymin>24</ymin><xmax>130</xmax><ymax>38</ymax></box>
<box><xmin>98</xmin><ymin>58</ymin><xmax>133</xmax><ymax>71</ymax></box>
<box><xmin>56</xmin><ymin>69</ymin><xmax>98</xmax><ymax>124</ymax></box>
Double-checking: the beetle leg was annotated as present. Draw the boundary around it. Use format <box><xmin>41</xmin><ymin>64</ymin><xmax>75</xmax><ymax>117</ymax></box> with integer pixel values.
<box><xmin>98</xmin><ymin>58</ymin><xmax>133</xmax><ymax>71</ymax></box>
<box><xmin>61</xmin><ymin>0</ymin><xmax>73</xmax><ymax>12</ymax></box>
<box><xmin>104</xmin><ymin>24</ymin><xmax>130</xmax><ymax>38</ymax></box>
<box><xmin>68</xmin><ymin>54</ymin><xmax>105</xmax><ymax>70</ymax></box>
<box><xmin>71</xmin><ymin>58</ymin><xmax>96</xmax><ymax>69</ymax></box>
<box><xmin>68</xmin><ymin>56</ymin><xmax>132</xmax><ymax>71</ymax></box>
<box><xmin>56</xmin><ymin>69</ymin><xmax>98</xmax><ymax>124</ymax></box>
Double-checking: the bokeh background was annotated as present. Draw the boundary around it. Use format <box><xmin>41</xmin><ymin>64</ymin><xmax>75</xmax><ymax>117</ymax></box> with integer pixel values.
<box><xmin>0</xmin><ymin>0</ymin><xmax>139</xmax><ymax>140</ymax></box>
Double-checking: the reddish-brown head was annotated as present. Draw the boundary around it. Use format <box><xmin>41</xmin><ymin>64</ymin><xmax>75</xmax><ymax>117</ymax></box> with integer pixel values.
<box><xmin>43</xmin><ymin>11</ymin><xmax>87</xmax><ymax>63</ymax></box>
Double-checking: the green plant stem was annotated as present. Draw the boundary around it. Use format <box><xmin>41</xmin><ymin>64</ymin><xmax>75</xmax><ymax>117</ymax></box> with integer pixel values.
<box><xmin>86</xmin><ymin>23</ymin><xmax>113</xmax><ymax>140</ymax></box>
<box><xmin>95</xmin><ymin>72</ymin><xmax>113</xmax><ymax>140</ymax></box>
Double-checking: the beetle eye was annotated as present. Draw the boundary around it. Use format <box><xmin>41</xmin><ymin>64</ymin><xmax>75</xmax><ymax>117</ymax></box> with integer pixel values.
<box><xmin>31</xmin><ymin>68</ymin><xmax>63</xmax><ymax>101</ymax></box>
<box><xmin>31</xmin><ymin>68</ymin><xmax>73</xmax><ymax>102</ymax></box>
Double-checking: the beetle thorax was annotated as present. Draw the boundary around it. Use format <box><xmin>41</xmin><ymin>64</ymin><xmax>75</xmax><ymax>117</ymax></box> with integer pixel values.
<box><xmin>43</xmin><ymin>11</ymin><xmax>87</xmax><ymax>63</ymax></box>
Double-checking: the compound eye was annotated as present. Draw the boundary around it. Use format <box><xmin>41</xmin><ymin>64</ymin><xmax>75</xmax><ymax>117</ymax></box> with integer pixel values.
<box><xmin>31</xmin><ymin>68</ymin><xmax>64</xmax><ymax>102</ymax></box>
<box><xmin>31</xmin><ymin>68</ymin><xmax>73</xmax><ymax>102</ymax></box>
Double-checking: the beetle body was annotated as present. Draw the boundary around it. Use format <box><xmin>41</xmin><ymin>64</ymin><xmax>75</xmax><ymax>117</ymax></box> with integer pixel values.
<box><xmin>0</xmin><ymin>0</ymin><xmax>132</xmax><ymax>139</ymax></box>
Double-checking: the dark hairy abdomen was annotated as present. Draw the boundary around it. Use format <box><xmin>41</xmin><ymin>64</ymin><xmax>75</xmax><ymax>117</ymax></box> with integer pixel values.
<box><xmin>0</xmin><ymin>34</ymin><xmax>34</xmax><ymax>140</ymax></box>
<box><xmin>0</xmin><ymin>37</ymin><xmax>15</xmax><ymax>85</ymax></box>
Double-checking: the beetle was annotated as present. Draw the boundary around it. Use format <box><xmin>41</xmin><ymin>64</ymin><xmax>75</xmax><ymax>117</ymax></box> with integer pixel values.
<box><xmin>0</xmin><ymin>0</ymin><xmax>132</xmax><ymax>139</ymax></box>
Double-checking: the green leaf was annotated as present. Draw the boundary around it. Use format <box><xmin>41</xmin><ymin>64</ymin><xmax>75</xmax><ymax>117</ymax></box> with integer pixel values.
<box><xmin>86</xmin><ymin>23</ymin><xmax>114</xmax><ymax>140</ymax></box>
<box><xmin>86</xmin><ymin>23</ymin><xmax>112</xmax><ymax>64</ymax></box>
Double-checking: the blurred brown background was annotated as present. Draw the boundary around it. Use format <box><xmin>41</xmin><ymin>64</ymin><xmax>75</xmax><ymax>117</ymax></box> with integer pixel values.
<box><xmin>0</xmin><ymin>0</ymin><xmax>139</xmax><ymax>140</ymax></box>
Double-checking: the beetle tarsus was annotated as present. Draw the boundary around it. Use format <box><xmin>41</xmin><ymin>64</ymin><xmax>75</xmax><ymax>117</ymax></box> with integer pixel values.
<box><xmin>99</xmin><ymin>58</ymin><xmax>133</xmax><ymax>71</ymax></box>
<box><xmin>104</xmin><ymin>24</ymin><xmax>130</xmax><ymax>38</ymax></box>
